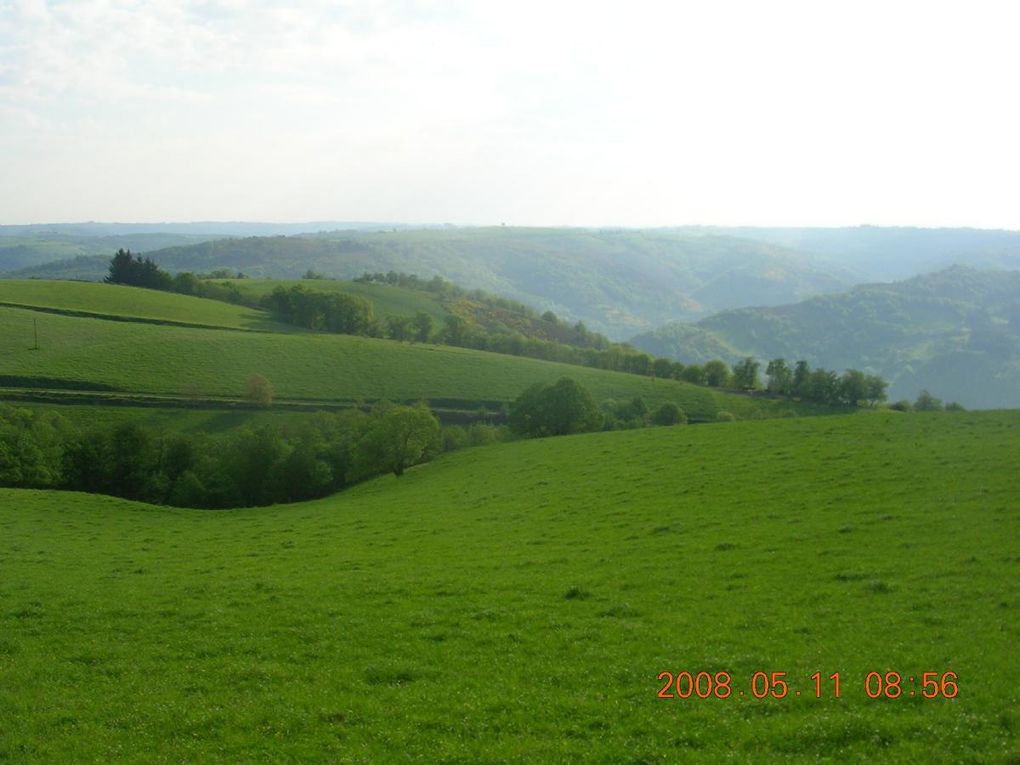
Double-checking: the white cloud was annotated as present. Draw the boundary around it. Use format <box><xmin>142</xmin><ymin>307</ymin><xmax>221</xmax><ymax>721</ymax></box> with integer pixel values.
<box><xmin>1</xmin><ymin>0</ymin><xmax>1019</xmax><ymax>226</ymax></box>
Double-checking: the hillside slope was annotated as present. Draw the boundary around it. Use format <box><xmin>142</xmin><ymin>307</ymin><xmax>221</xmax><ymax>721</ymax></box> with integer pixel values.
<box><xmin>5</xmin><ymin>227</ymin><xmax>854</xmax><ymax>338</ymax></box>
<box><xmin>0</xmin><ymin>280</ymin><xmax>292</xmax><ymax>332</ymax></box>
<box><xmin>210</xmin><ymin>278</ymin><xmax>451</xmax><ymax>324</ymax></box>
<box><xmin>0</xmin><ymin>222</ymin><xmax>403</xmax><ymax>273</ymax></box>
<box><xmin>707</xmin><ymin>225</ymin><xmax>1020</xmax><ymax>280</ymax></box>
<box><xmin>1</xmin><ymin>411</ymin><xmax>1016</xmax><ymax>761</ymax></box>
<box><xmin>0</xmin><ymin>304</ymin><xmax>808</xmax><ymax>420</ymax></box>
<box><xmin>632</xmin><ymin>266</ymin><xmax>1020</xmax><ymax>408</ymax></box>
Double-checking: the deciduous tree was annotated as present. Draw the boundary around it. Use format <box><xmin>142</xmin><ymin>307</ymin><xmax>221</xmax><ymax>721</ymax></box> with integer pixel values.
<box><xmin>508</xmin><ymin>378</ymin><xmax>603</xmax><ymax>437</ymax></box>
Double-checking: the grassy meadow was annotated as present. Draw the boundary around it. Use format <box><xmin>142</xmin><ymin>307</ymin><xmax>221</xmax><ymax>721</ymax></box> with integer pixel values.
<box><xmin>0</xmin><ymin>411</ymin><xmax>1016</xmax><ymax>762</ymax></box>
<box><xmin>207</xmin><ymin>278</ymin><xmax>451</xmax><ymax>324</ymax></box>
<box><xmin>0</xmin><ymin>280</ymin><xmax>291</xmax><ymax>332</ymax></box>
<box><xmin>0</xmin><ymin>303</ymin><xmax>806</xmax><ymax>419</ymax></box>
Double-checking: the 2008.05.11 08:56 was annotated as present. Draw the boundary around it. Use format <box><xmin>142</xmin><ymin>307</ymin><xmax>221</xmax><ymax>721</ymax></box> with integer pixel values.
<box><xmin>656</xmin><ymin>671</ymin><xmax>959</xmax><ymax>700</ymax></box>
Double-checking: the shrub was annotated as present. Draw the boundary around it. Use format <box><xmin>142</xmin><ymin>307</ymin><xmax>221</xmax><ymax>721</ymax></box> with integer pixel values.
<box><xmin>509</xmin><ymin>378</ymin><xmax>603</xmax><ymax>438</ymax></box>
<box><xmin>244</xmin><ymin>374</ymin><xmax>274</xmax><ymax>407</ymax></box>
<box><xmin>652</xmin><ymin>402</ymin><xmax>687</xmax><ymax>426</ymax></box>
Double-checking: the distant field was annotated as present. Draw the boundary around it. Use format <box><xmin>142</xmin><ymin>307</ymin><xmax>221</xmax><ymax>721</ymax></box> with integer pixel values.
<box><xmin>1</xmin><ymin>411</ymin><xmax>1016</xmax><ymax>762</ymax></box>
<box><xmin>0</xmin><ymin>280</ymin><xmax>291</xmax><ymax>332</ymax></box>
<box><xmin>0</xmin><ymin>305</ymin><xmax>810</xmax><ymax>419</ymax></box>
<box><xmin>207</xmin><ymin>278</ymin><xmax>451</xmax><ymax>323</ymax></box>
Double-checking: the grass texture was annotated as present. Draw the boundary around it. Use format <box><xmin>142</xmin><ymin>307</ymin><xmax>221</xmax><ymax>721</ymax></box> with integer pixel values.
<box><xmin>0</xmin><ymin>280</ymin><xmax>290</xmax><ymax>332</ymax></box>
<box><xmin>0</xmin><ymin>304</ymin><xmax>800</xmax><ymax>419</ymax></box>
<box><xmin>0</xmin><ymin>411</ymin><xmax>1016</xmax><ymax>762</ymax></box>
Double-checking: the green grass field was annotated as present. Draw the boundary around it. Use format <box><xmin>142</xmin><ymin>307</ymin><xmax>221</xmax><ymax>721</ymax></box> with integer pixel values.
<box><xmin>0</xmin><ymin>280</ymin><xmax>290</xmax><ymax>332</ymax></box>
<box><xmin>0</xmin><ymin>304</ymin><xmax>809</xmax><ymax>420</ymax></box>
<box><xmin>207</xmin><ymin>278</ymin><xmax>451</xmax><ymax>323</ymax></box>
<box><xmin>0</xmin><ymin>411</ymin><xmax>1016</xmax><ymax>762</ymax></box>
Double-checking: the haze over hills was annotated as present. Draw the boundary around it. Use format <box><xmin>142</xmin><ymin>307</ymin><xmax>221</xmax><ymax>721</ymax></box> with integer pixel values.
<box><xmin>631</xmin><ymin>266</ymin><xmax>1020</xmax><ymax>409</ymax></box>
<box><xmin>3</xmin><ymin>226</ymin><xmax>859</xmax><ymax>338</ymax></box>
<box><xmin>697</xmin><ymin>225</ymin><xmax>1020</xmax><ymax>280</ymax></box>
<box><xmin>0</xmin><ymin>222</ymin><xmax>407</xmax><ymax>274</ymax></box>
<box><xmin>9</xmin><ymin>224</ymin><xmax>1020</xmax><ymax>381</ymax></box>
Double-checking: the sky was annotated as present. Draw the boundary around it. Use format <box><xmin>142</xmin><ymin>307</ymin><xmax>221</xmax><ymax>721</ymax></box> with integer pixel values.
<box><xmin>1</xmin><ymin>0</ymin><xmax>1019</xmax><ymax>228</ymax></box>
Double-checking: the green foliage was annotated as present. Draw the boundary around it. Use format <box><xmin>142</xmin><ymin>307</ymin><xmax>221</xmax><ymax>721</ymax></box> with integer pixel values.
<box><xmin>210</xmin><ymin>277</ymin><xmax>450</xmax><ymax>326</ymax></box>
<box><xmin>651</xmin><ymin>401</ymin><xmax>686</xmax><ymax>426</ymax></box>
<box><xmin>732</xmin><ymin>357</ymin><xmax>760</xmax><ymax>390</ymax></box>
<box><xmin>766</xmin><ymin>358</ymin><xmax>793</xmax><ymax>395</ymax></box>
<box><xmin>105</xmin><ymin>249</ymin><xmax>174</xmax><ymax>290</ymax></box>
<box><xmin>634</xmin><ymin>266</ymin><xmax>1020</xmax><ymax>408</ymax></box>
<box><xmin>509</xmin><ymin>378</ymin><xmax>603</xmax><ymax>437</ymax></box>
<box><xmin>262</xmin><ymin>284</ymin><xmax>375</xmax><ymax>334</ymax></box>
<box><xmin>353</xmin><ymin>403</ymin><xmax>440</xmax><ymax>477</ymax></box>
<box><xmin>441</xmin><ymin>424</ymin><xmax>469</xmax><ymax>452</ymax></box>
<box><xmin>915</xmin><ymin>389</ymin><xmax>944</xmax><ymax>411</ymax></box>
<box><xmin>0</xmin><ymin>405</ymin><xmax>69</xmax><ymax>487</ymax></box>
<box><xmin>681</xmin><ymin>363</ymin><xmax>706</xmax><ymax>385</ymax></box>
<box><xmin>0</xmin><ymin>403</ymin><xmax>444</xmax><ymax>507</ymax></box>
<box><xmin>704</xmin><ymin>359</ymin><xmax>730</xmax><ymax>388</ymax></box>
<box><xmin>412</xmin><ymin>312</ymin><xmax>434</xmax><ymax>343</ymax></box>
<box><xmin>243</xmin><ymin>373</ymin><xmax>274</xmax><ymax>407</ymax></box>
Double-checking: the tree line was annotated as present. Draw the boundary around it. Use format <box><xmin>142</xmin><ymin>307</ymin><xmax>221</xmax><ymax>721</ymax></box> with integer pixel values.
<box><xmin>0</xmin><ymin>402</ymin><xmax>470</xmax><ymax>508</ymax></box>
<box><xmin>508</xmin><ymin>377</ymin><xmax>691</xmax><ymax>438</ymax></box>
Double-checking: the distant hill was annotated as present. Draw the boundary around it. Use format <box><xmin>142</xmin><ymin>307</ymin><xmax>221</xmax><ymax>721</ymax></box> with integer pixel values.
<box><xmin>14</xmin><ymin>224</ymin><xmax>1020</xmax><ymax>341</ymax></box>
<box><xmin>630</xmin><ymin>266</ymin><xmax>1020</xmax><ymax>408</ymax></box>
<box><xmin>684</xmin><ymin>225</ymin><xmax>1020</xmax><ymax>280</ymax></box>
<box><xmin>0</xmin><ymin>222</ymin><xmax>405</xmax><ymax>273</ymax></box>
<box><xmin>0</xmin><ymin>234</ymin><xmax>220</xmax><ymax>273</ymax></box>
<box><xmin>5</xmin><ymin>227</ymin><xmax>855</xmax><ymax>338</ymax></box>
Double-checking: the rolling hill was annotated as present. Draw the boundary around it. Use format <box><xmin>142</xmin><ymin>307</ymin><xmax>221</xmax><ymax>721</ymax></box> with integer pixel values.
<box><xmin>0</xmin><ymin>222</ymin><xmax>405</xmax><ymax>273</ymax></box>
<box><xmin>4</xmin><ymin>227</ymin><xmax>856</xmax><ymax>338</ymax></box>
<box><xmin>631</xmin><ymin>266</ymin><xmax>1020</xmax><ymax>409</ymax></box>
<box><xmin>1</xmin><ymin>410</ymin><xmax>1016</xmax><ymax>761</ymax></box>
<box><xmin>0</xmin><ymin>279</ymin><xmax>293</xmax><ymax>332</ymax></box>
<box><xmin>207</xmin><ymin>278</ymin><xmax>451</xmax><ymax>324</ymax></box>
<box><xmin>703</xmin><ymin>225</ymin><xmax>1020</xmax><ymax>280</ymax></box>
<box><xmin>0</xmin><ymin>282</ymin><xmax>814</xmax><ymax>421</ymax></box>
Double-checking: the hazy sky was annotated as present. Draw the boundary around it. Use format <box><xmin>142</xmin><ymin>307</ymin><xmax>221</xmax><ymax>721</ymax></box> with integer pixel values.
<box><xmin>2</xmin><ymin>0</ymin><xmax>1018</xmax><ymax>228</ymax></box>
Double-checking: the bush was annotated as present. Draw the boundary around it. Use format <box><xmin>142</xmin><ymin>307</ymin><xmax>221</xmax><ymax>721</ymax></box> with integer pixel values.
<box><xmin>652</xmin><ymin>402</ymin><xmax>687</xmax><ymax>426</ymax></box>
<box><xmin>509</xmin><ymin>378</ymin><xmax>603</xmax><ymax>438</ymax></box>
<box><xmin>442</xmin><ymin>425</ymin><xmax>469</xmax><ymax>452</ymax></box>
<box><xmin>915</xmin><ymin>389</ymin><xmax>944</xmax><ymax>411</ymax></box>
<box><xmin>716</xmin><ymin>410</ymin><xmax>736</xmax><ymax>422</ymax></box>
<box><xmin>244</xmin><ymin>374</ymin><xmax>274</xmax><ymax>407</ymax></box>
<box><xmin>468</xmin><ymin>423</ymin><xmax>502</xmax><ymax>447</ymax></box>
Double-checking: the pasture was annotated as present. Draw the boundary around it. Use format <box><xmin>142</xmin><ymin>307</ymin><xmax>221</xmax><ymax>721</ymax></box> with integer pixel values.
<box><xmin>206</xmin><ymin>278</ymin><xmax>451</xmax><ymax>324</ymax></box>
<box><xmin>0</xmin><ymin>280</ymin><xmax>290</xmax><ymax>332</ymax></box>
<box><xmin>0</xmin><ymin>304</ymin><xmax>800</xmax><ymax>420</ymax></box>
<box><xmin>0</xmin><ymin>411</ymin><xmax>1016</xmax><ymax>762</ymax></box>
